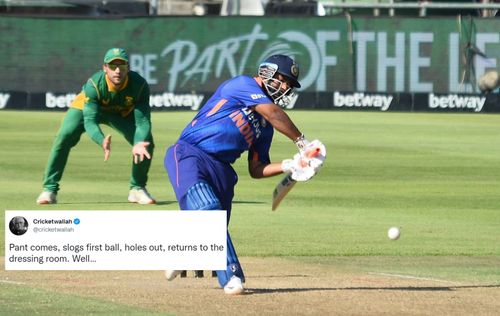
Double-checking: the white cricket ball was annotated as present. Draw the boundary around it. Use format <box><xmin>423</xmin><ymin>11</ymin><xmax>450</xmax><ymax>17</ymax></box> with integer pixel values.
<box><xmin>388</xmin><ymin>227</ymin><xmax>401</xmax><ymax>240</ymax></box>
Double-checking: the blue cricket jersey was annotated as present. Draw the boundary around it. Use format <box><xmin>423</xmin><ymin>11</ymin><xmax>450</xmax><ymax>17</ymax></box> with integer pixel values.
<box><xmin>179</xmin><ymin>75</ymin><xmax>274</xmax><ymax>164</ymax></box>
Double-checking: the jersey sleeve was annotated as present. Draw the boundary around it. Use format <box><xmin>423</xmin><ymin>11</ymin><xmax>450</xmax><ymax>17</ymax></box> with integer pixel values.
<box><xmin>82</xmin><ymin>78</ymin><xmax>105</xmax><ymax>145</ymax></box>
<box><xmin>132</xmin><ymin>80</ymin><xmax>152</xmax><ymax>144</ymax></box>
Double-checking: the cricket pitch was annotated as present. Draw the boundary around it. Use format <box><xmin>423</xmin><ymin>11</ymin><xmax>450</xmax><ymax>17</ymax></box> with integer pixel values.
<box><xmin>1</xmin><ymin>256</ymin><xmax>499</xmax><ymax>315</ymax></box>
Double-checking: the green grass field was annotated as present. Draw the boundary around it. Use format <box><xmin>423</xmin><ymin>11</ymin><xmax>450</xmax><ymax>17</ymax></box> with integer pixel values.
<box><xmin>1</xmin><ymin>110</ymin><xmax>500</xmax><ymax>314</ymax></box>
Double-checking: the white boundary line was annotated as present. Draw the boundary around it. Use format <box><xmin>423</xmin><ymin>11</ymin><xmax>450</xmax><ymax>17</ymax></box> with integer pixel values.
<box><xmin>0</xmin><ymin>279</ymin><xmax>26</xmax><ymax>285</ymax></box>
<box><xmin>369</xmin><ymin>272</ymin><xmax>460</xmax><ymax>284</ymax></box>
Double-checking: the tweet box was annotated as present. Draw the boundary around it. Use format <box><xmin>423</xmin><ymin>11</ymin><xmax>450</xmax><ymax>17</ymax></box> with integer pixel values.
<box><xmin>5</xmin><ymin>210</ymin><xmax>226</xmax><ymax>270</ymax></box>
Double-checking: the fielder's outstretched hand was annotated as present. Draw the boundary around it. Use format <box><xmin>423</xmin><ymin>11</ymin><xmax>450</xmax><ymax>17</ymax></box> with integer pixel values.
<box><xmin>102</xmin><ymin>134</ymin><xmax>112</xmax><ymax>161</ymax></box>
<box><xmin>132</xmin><ymin>141</ymin><xmax>152</xmax><ymax>164</ymax></box>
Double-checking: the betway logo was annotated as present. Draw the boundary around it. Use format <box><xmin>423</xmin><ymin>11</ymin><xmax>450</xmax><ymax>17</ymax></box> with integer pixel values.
<box><xmin>46</xmin><ymin>92</ymin><xmax>205</xmax><ymax>110</ymax></box>
<box><xmin>0</xmin><ymin>93</ymin><xmax>10</xmax><ymax>109</ymax></box>
<box><xmin>334</xmin><ymin>92</ymin><xmax>393</xmax><ymax>111</ymax></box>
<box><xmin>429</xmin><ymin>93</ymin><xmax>486</xmax><ymax>112</ymax></box>
<box><xmin>46</xmin><ymin>92</ymin><xmax>77</xmax><ymax>108</ymax></box>
<box><xmin>150</xmin><ymin>93</ymin><xmax>204</xmax><ymax>110</ymax></box>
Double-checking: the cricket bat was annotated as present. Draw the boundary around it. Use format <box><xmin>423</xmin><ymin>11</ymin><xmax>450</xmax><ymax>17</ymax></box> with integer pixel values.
<box><xmin>272</xmin><ymin>146</ymin><xmax>323</xmax><ymax>211</ymax></box>
<box><xmin>272</xmin><ymin>174</ymin><xmax>297</xmax><ymax>211</ymax></box>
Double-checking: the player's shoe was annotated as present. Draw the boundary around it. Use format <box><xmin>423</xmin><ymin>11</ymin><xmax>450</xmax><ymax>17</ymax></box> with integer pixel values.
<box><xmin>128</xmin><ymin>187</ymin><xmax>156</xmax><ymax>204</ymax></box>
<box><xmin>223</xmin><ymin>276</ymin><xmax>245</xmax><ymax>295</ymax></box>
<box><xmin>36</xmin><ymin>191</ymin><xmax>57</xmax><ymax>204</ymax></box>
<box><xmin>164</xmin><ymin>270</ymin><xmax>183</xmax><ymax>281</ymax></box>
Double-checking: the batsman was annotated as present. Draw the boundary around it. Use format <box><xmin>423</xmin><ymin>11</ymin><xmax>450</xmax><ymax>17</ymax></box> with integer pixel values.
<box><xmin>163</xmin><ymin>54</ymin><xmax>325</xmax><ymax>294</ymax></box>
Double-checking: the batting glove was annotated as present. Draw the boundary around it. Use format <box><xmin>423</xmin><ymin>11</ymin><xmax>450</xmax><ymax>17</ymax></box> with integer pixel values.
<box><xmin>295</xmin><ymin>135</ymin><xmax>326</xmax><ymax>159</ymax></box>
<box><xmin>283</xmin><ymin>139</ymin><xmax>327</xmax><ymax>181</ymax></box>
<box><xmin>301</xmin><ymin>140</ymin><xmax>326</xmax><ymax>163</ymax></box>
<box><xmin>290</xmin><ymin>158</ymin><xmax>317</xmax><ymax>181</ymax></box>
<box><xmin>281</xmin><ymin>154</ymin><xmax>314</xmax><ymax>181</ymax></box>
<box><xmin>281</xmin><ymin>158</ymin><xmax>298</xmax><ymax>174</ymax></box>
<box><xmin>281</xmin><ymin>153</ymin><xmax>319</xmax><ymax>182</ymax></box>
<box><xmin>281</xmin><ymin>149</ymin><xmax>315</xmax><ymax>174</ymax></box>
<box><xmin>295</xmin><ymin>140</ymin><xmax>327</xmax><ymax>180</ymax></box>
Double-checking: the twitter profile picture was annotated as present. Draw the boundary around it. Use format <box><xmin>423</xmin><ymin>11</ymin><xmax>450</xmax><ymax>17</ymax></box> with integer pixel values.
<box><xmin>9</xmin><ymin>216</ymin><xmax>29</xmax><ymax>236</ymax></box>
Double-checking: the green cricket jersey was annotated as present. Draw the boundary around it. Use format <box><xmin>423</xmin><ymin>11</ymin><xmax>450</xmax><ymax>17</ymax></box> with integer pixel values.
<box><xmin>70</xmin><ymin>70</ymin><xmax>151</xmax><ymax>146</ymax></box>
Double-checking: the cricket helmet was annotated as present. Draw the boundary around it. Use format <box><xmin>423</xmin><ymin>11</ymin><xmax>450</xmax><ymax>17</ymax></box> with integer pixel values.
<box><xmin>258</xmin><ymin>54</ymin><xmax>300</xmax><ymax>107</ymax></box>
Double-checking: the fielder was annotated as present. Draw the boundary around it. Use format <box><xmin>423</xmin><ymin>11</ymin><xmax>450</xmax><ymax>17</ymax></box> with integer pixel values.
<box><xmin>163</xmin><ymin>54</ymin><xmax>324</xmax><ymax>294</ymax></box>
<box><xmin>36</xmin><ymin>48</ymin><xmax>156</xmax><ymax>205</ymax></box>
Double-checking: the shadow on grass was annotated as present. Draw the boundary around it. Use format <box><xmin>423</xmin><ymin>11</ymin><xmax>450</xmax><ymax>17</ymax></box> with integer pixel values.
<box><xmin>251</xmin><ymin>274</ymin><xmax>309</xmax><ymax>278</ymax></box>
<box><xmin>233</xmin><ymin>201</ymin><xmax>266</xmax><ymax>204</ymax></box>
<box><xmin>155</xmin><ymin>200</ymin><xmax>178</xmax><ymax>206</ymax></box>
<box><xmin>246</xmin><ymin>284</ymin><xmax>500</xmax><ymax>294</ymax></box>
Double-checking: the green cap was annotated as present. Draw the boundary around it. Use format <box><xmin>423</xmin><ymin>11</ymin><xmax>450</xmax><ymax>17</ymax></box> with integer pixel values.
<box><xmin>103</xmin><ymin>48</ymin><xmax>129</xmax><ymax>64</ymax></box>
